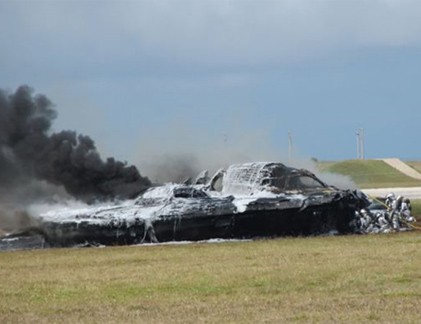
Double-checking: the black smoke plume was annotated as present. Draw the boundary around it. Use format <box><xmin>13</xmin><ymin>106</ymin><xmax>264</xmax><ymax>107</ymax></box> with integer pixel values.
<box><xmin>0</xmin><ymin>85</ymin><xmax>151</xmax><ymax>203</ymax></box>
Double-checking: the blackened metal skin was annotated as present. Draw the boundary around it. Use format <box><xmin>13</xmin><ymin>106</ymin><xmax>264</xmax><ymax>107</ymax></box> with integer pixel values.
<box><xmin>40</xmin><ymin>191</ymin><xmax>361</xmax><ymax>247</ymax></box>
<box><xmin>42</xmin><ymin>219</ymin><xmax>147</xmax><ymax>247</ymax></box>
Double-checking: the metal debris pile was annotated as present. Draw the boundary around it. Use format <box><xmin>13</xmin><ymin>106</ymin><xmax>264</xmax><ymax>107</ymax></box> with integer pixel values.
<box><xmin>34</xmin><ymin>162</ymin><xmax>366</xmax><ymax>247</ymax></box>
<box><xmin>1</xmin><ymin>162</ymin><xmax>417</xmax><ymax>251</ymax></box>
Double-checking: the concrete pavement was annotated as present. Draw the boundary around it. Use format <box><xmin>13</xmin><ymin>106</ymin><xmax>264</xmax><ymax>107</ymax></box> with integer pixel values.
<box><xmin>362</xmin><ymin>187</ymin><xmax>421</xmax><ymax>200</ymax></box>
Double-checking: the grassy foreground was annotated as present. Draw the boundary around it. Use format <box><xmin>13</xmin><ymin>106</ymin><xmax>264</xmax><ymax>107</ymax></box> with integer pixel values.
<box><xmin>319</xmin><ymin>160</ymin><xmax>421</xmax><ymax>188</ymax></box>
<box><xmin>1</xmin><ymin>233</ymin><xmax>421</xmax><ymax>323</ymax></box>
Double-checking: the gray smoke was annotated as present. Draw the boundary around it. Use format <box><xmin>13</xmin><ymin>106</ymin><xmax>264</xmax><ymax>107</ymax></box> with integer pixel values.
<box><xmin>145</xmin><ymin>153</ymin><xmax>202</xmax><ymax>184</ymax></box>
<box><xmin>289</xmin><ymin>158</ymin><xmax>358</xmax><ymax>190</ymax></box>
<box><xmin>0</xmin><ymin>85</ymin><xmax>151</xmax><ymax>206</ymax></box>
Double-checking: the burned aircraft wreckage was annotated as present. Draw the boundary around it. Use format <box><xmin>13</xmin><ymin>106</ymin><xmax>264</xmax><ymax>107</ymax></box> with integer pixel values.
<box><xmin>29</xmin><ymin>162</ymin><xmax>377</xmax><ymax>247</ymax></box>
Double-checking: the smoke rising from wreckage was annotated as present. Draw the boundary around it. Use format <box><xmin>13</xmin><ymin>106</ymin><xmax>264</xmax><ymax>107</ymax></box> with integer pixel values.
<box><xmin>0</xmin><ymin>86</ymin><xmax>416</xmax><ymax>250</ymax></box>
<box><xmin>0</xmin><ymin>85</ymin><xmax>150</xmax><ymax>238</ymax></box>
<box><xmin>0</xmin><ymin>85</ymin><xmax>150</xmax><ymax>203</ymax></box>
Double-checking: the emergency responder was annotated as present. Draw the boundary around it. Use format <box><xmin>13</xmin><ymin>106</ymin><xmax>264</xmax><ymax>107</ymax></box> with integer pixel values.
<box><xmin>389</xmin><ymin>195</ymin><xmax>404</xmax><ymax>230</ymax></box>
<box><xmin>402</xmin><ymin>198</ymin><xmax>412</xmax><ymax>212</ymax></box>
<box><xmin>375</xmin><ymin>212</ymin><xmax>392</xmax><ymax>233</ymax></box>
<box><xmin>385</xmin><ymin>193</ymin><xmax>395</xmax><ymax>209</ymax></box>
<box><xmin>400</xmin><ymin>198</ymin><xmax>415</xmax><ymax>224</ymax></box>
<box><xmin>359</xmin><ymin>209</ymin><xmax>374</xmax><ymax>233</ymax></box>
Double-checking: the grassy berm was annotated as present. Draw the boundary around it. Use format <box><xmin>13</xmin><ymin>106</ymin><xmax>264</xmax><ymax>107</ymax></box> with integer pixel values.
<box><xmin>319</xmin><ymin>160</ymin><xmax>421</xmax><ymax>188</ymax></box>
<box><xmin>1</xmin><ymin>233</ymin><xmax>421</xmax><ymax>323</ymax></box>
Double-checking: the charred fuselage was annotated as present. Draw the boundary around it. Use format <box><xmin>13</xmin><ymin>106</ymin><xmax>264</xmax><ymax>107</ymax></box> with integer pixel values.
<box><xmin>37</xmin><ymin>162</ymin><xmax>368</xmax><ymax>247</ymax></box>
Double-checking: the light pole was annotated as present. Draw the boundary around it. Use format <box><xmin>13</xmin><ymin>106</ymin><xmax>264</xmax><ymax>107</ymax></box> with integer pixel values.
<box><xmin>356</xmin><ymin>128</ymin><xmax>365</xmax><ymax>160</ymax></box>
<box><xmin>356</xmin><ymin>130</ymin><xmax>360</xmax><ymax>159</ymax></box>
<box><xmin>288</xmin><ymin>131</ymin><xmax>293</xmax><ymax>163</ymax></box>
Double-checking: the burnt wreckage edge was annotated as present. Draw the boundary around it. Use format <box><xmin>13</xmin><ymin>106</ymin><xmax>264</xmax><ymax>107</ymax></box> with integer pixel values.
<box><xmin>37</xmin><ymin>162</ymin><xmax>369</xmax><ymax>247</ymax></box>
<box><xmin>42</xmin><ymin>192</ymin><xmax>361</xmax><ymax>247</ymax></box>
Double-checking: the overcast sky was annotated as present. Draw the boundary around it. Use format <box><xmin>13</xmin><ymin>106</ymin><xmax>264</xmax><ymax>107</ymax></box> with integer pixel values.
<box><xmin>1</xmin><ymin>0</ymin><xmax>421</xmax><ymax>176</ymax></box>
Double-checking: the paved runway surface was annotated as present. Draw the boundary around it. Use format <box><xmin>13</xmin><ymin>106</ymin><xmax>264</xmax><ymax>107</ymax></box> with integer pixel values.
<box><xmin>363</xmin><ymin>187</ymin><xmax>421</xmax><ymax>200</ymax></box>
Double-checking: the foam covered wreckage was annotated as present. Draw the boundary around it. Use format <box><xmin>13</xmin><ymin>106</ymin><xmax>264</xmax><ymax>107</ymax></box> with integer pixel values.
<box><xmin>34</xmin><ymin>162</ymin><xmax>370</xmax><ymax>247</ymax></box>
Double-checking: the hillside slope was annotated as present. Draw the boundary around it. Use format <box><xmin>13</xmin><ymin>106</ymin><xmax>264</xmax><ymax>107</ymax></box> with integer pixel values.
<box><xmin>382</xmin><ymin>158</ymin><xmax>421</xmax><ymax>180</ymax></box>
<box><xmin>319</xmin><ymin>160</ymin><xmax>421</xmax><ymax>189</ymax></box>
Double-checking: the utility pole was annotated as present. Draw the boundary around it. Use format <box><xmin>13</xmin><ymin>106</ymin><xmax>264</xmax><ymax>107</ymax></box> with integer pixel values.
<box><xmin>288</xmin><ymin>131</ymin><xmax>293</xmax><ymax>163</ymax></box>
<box><xmin>356</xmin><ymin>130</ymin><xmax>360</xmax><ymax>159</ymax></box>
<box><xmin>356</xmin><ymin>128</ymin><xmax>365</xmax><ymax>160</ymax></box>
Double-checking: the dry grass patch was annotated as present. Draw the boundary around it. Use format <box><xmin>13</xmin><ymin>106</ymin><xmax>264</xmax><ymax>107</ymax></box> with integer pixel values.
<box><xmin>1</xmin><ymin>233</ymin><xmax>421</xmax><ymax>323</ymax></box>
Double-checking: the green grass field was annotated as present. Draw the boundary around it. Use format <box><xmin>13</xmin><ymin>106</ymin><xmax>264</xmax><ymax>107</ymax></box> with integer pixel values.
<box><xmin>319</xmin><ymin>160</ymin><xmax>421</xmax><ymax>188</ymax></box>
<box><xmin>1</xmin><ymin>160</ymin><xmax>421</xmax><ymax>323</ymax></box>
<box><xmin>1</xmin><ymin>233</ymin><xmax>420</xmax><ymax>323</ymax></box>
<box><xmin>412</xmin><ymin>200</ymin><xmax>421</xmax><ymax>219</ymax></box>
